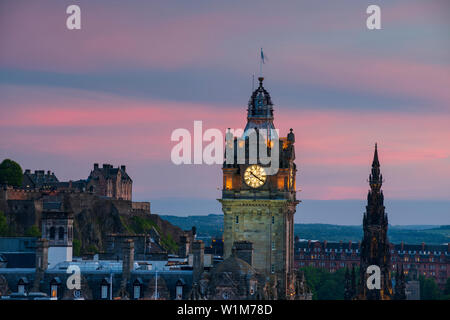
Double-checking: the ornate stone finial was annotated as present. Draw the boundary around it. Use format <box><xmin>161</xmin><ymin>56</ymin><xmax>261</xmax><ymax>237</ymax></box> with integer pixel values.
<box><xmin>287</xmin><ymin>128</ymin><xmax>295</xmax><ymax>143</ymax></box>
<box><xmin>258</xmin><ymin>77</ymin><xmax>264</xmax><ymax>86</ymax></box>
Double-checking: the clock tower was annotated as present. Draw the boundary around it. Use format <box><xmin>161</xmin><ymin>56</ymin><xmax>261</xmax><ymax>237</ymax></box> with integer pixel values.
<box><xmin>219</xmin><ymin>77</ymin><xmax>299</xmax><ymax>298</ymax></box>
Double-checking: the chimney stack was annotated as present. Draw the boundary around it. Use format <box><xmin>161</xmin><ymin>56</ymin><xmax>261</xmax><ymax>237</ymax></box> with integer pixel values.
<box><xmin>122</xmin><ymin>239</ymin><xmax>134</xmax><ymax>279</ymax></box>
<box><xmin>35</xmin><ymin>238</ymin><xmax>49</xmax><ymax>272</ymax></box>
<box><xmin>121</xmin><ymin>165</ymin><xmax>126</xmax><ymax>172</ymax></box>
<box><xmin>94</xmin><ymin>163</ymin><xmax>99</xmax><ymax>170</ymax></box>
<box><xmin>232</xmin><ymin>241</ymin><xmax>253</xmax><ymax>266</ymax></box>
<box><xmin>192</xmin><ymin>240</ymin><xmax>204</xmax><ymax>283</ymax></box>
<box><xmin>32</xmin><ymin>239</ymin><xmax>48</xmax><ymax>292</ymax></box>
<box><xmin>179</xmin><ymin>235</ymin><xmax>191</xmax><ymax>258</ymax></box>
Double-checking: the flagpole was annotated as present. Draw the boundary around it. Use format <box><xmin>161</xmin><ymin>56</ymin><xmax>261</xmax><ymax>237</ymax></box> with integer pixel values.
<box><xmin>260</xmin><ymin>50</ymin><xmax>263</xmax><ymax>77</ymax></box>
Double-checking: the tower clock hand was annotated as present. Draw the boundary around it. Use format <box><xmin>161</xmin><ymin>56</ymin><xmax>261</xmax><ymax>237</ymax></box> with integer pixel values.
<box><xmin>250</xmin><ymin>172</ymin><xmax>263</xmax><ymax>182</ymax></box>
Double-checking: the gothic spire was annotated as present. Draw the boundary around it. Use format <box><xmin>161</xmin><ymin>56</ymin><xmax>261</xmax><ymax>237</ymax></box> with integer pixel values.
<box><xmin>369</xmin><ymin>143</ymin><xmax>383</xmax><ymax>192</ymax></box>
<box><xmin>372</xmin><ymin>143</ymin><xmax>380</xmax><ymax>167</ymax></box>
<box><xmin>359</xmin><ymin>143</ymin><xmax>392</xmax><ymax>300</ymax></box>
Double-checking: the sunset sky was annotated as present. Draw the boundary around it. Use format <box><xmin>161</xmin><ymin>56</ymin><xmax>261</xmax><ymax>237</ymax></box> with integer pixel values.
<box><xmin>1</xmin><ymin>0</ymin><xmax>449</xmax><ymax>224</ymax></box>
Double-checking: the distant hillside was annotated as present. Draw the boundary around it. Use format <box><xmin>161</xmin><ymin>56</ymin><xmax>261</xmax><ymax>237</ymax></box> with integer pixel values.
<box><xmin>162</xmin><ymin>214</ymin><xmax>450</xmax><ymax>245</ymax></box>
<box><xmin>161</xmin><ymin>214</ymin><xmax>224</xmax><ymax>237</ymax></box>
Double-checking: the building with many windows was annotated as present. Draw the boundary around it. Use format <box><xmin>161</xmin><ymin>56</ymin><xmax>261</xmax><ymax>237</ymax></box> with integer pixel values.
<box><xmin>294</xmin><ymin>239</ymin><xmax>450</xmax><ymax>288</ymax></box>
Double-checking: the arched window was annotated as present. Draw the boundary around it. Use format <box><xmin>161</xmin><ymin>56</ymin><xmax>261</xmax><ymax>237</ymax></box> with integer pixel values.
<box><xmin>49</xmin><ymin>227</ymin><xmax>55</xmax><ymax>240</ymax></box>
<box><xmin>58</xmin><ymin>227</ymin><xmax>65</xmax><ymax>241</ymax></box>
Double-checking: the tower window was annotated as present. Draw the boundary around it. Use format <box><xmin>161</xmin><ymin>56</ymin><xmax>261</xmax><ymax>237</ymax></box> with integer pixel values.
<box><xmin>272</xmin><ymin>216</ymin><xmax>274</xmax><ymax>224</ymax></box>
<box><xmin>271</xmin><ymin>264</ymin><xmax>275</xmax><ymax>273</ymax></box>
<box><xmin>272</xmin><ymin>241</ymin><xmax>275</xmax><ymax>250</ymax></box>
<box><xmin>235</xmin><ymin>216</ymin><xmax>239</xmax><ymax>224</ymax></box>
<box><xmin>225</xmin><ymin>177</ymin><xmax>232</xmax><ymax>190</ymax></box>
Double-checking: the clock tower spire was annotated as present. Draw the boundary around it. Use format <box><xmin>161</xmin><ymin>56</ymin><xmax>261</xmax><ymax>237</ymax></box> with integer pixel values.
<box><xmin>219</xmin><ymin>77</ymin><xmax>299</xmax><ymax>299</ymax></box>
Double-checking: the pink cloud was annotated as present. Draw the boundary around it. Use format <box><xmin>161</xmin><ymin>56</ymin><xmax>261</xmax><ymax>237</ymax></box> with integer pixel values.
<box><xmin>1</xmin><ymin>84</ymin><xmax>450</xmax><ymax>201</ymax></box>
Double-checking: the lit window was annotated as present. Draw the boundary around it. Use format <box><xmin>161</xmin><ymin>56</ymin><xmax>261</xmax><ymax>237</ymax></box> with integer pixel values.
<box><xmin>51</xmin><ymin>285</ymin><xmax>58</xmax><ymax>298</ymax></box>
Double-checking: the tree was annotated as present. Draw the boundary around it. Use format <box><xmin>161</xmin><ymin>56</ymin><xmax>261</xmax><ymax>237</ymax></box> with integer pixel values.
<box><xmin>444</xmin><ymin>278</ymin><xmax>450</xmax><ymax>295</ymax></box>
<box><xmin>0</xmin><ymin>210</ymin><xmax>8</xmax><ymax>236</ymax></box>
<box><xmin>0</xmin><ymin>159</ymin><xmax>23</xmax><ymax>187</ymax></box>
<box><xmin>419</xmin><ymin>275</ymin><xmax>441</xmax><ymax>300</ymax></box>
<box><xmin>300</xmin><ymin>266</ymin><xmax>346</xmax><ymax>300</ymax></box>
<box><xmin>73</xmin><ymin>239</ymin><xmax>81</xmax><ymax>257</ymax></box>
<box><xmin>24</xmin><ymin>225</ymin><xmax>41</xmax><ymax>237</ymax></box>
<box><xmin>442</xmin><ymin>278</ymin><xmax>450</xmax><ymax>300</ymax></box>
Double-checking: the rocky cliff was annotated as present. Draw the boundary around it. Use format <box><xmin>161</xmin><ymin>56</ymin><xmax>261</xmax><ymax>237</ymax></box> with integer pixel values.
<box><xmin>0</xmin><ymin>191</ymin><xmax>189</xmax><ymax>255</ymax></box>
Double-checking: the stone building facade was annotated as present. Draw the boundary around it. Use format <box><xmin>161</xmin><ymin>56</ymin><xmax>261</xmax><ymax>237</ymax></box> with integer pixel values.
<box><xmin>41</xmin><ymin>203</ymin><xmax>74</xmax><ymax>268</ymax></box>
<box><xmin>86</xmin><ymin>163</ymin><xmax>132</xmax><ymax>201</ymax></box>
<box><xmin>188</xmin><ymin>240</ymin><xmax>311</xmax><ymax>300</ymax></box>
<box><xmin>295</xmin><ymin>240</ymin><xmax>450</xmax><ymax>290</ymax></box>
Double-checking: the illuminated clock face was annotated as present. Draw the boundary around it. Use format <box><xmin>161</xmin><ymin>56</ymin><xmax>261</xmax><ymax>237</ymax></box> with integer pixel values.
<box><xmin>244</xmin><ymin>165</ymin><xmax>267</xmax><ymax>188</ymax></box>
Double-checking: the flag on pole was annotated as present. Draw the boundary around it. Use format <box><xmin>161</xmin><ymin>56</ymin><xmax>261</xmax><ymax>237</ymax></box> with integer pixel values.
<box><xmin>260</xmin><ymin>48</ymin><xmax>268</xmax><ymax>77</ymax></box>
<box><xmin>260</xmin><ymin>48</ymin><xmax>266</xmax><ymax>64</ymax></box>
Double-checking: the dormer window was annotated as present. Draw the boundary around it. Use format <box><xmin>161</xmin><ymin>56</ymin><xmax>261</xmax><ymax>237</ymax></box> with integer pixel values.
<box><xmin>175</xmin><ymin>279</ymin><xmax>185</xmax><ymax>300</ymax></box>
<box><xmin>17</xmin><ymin>277</ymin><xmax>29</xmax><ymax>295</ymax></box>
<box><xmin>133</xmin><ymin>278</ymin><xmax>143</xmax><ymax>300</ymax></box>
<box><xmin>100</xmin><ymin>278</ymin><xmax>110</xmax><ymax>300</ymax></box>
